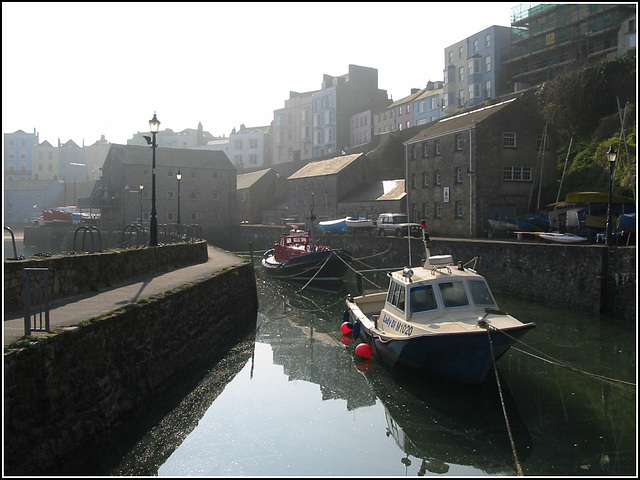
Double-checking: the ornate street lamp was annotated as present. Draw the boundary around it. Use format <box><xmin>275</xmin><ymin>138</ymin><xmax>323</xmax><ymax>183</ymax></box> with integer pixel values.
<box><xmin>605</xmin><ymin>146</ymin><xmax>617</xmax><ymax>247</ymax></box>
<box><xmin>145</xmin><ymin>113</ymin><xmax>160</xmax><ymax>246</ymax></box>
<box><xmin>176</xmin><ymin>169</ymin><xmax>182</xmax><ymax>235</ymax></box>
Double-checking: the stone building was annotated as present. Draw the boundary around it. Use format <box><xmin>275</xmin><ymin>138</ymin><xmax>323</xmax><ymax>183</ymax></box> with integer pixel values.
<box><xmin>285</xmin><ymin>153</ymin><xmax>368</xmax><ymax>223</ymax></box>
<box><xmin>236</xmin><ymin>168</ymin><xmax>279</xmax><ymax>224</ymax></box>
<box><xmin>91</xmin><ymin>144</ymin><xmax>236</xmax><ymax>242</ymax></box>
<box><xmin>404</xmin><ymin>97</ymin><xmax>557</xmax><ymax>237</ymax></box>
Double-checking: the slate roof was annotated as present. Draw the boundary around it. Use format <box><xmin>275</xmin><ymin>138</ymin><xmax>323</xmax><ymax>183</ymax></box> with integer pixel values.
<box><xmin>404</xmin><ymin>98</ymin><xmax>518</xmax><ymax>144</ymax></box>
<box><xmin>339</xmin><ymin>179</ymin><xmax>406</xmax><ymax>202</ymax></box>
<box><xmin>287</xmin><ymin>153</ymin><xmax>363</xmax><ymax>180</ymax></box>
<box><xmin>105</xmin><ymin>144</ymin><xmax>234</xmax><ymax>170</ymax></box>
<box><xmin>237</xmin><ymin>168</ymin><xmax>271</xmax><ymax>190</ymax></box>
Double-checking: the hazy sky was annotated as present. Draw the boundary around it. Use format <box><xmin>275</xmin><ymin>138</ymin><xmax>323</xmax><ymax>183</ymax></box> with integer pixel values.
<box><xmin>3</xmin><ymin>2</ymin><xmax>517</xmax><ymax>147</ymax></box>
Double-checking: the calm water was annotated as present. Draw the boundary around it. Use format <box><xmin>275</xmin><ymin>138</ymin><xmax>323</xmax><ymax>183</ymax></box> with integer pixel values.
<box><xmin>48</xmin><ymin>264</ymin><xmax>638</xmax><ymax>476</ymax></box>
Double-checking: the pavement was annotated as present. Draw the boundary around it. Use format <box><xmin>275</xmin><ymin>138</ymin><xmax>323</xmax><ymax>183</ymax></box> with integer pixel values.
<box><xmin>3</xmin><ymin>245</ymin><xmax>248</xmax><ymax>348</ymax></box>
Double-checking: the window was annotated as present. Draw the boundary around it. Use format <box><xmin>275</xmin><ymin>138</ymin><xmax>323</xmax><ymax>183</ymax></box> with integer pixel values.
<box><xmin>458</xmin><ymin>90</ymin><xmax>465</xmax><ymax>106</ymax></box>
<box><xmin>422</xmin><ymin>142</ymin><xmax>429</xmax><ymax>157</ymax></box>
<box><xmin>503</xmin><ymin>132</ymin><xmax>516</xmax><ymax>147</ymax></box>
<box><xmin>459</xmin><ymin>67</ymin><xmax>464</xmax><ymax>82</ymax></box>
<box><xmin>249</xmin><ymin>139</ymin><xmax>258</xmax><ymax>149</ymax></box>
<box><xmin>473</xmin><ymin>39</ymin><xmax>479</xmax><ymax>53</ymax></box>
<box><xmin>503</xmin><ymin>166</ymin><xmax>532</xmax><ymax>181</ymax></box>
<box><xmin>439</xmin><ymin>281</ymin><xmax>469</xmax><ymax>308</ymax></box>
<box><xmin>234</xmin><ymin>140</ymin><xmax>243</xmax><ymax>149</ymax></box>
<box><xmin>167</xmin><ymin>191</ymin><xmax>175</xmax><ymax>199</ymax></box>
<box><xmin>456</xmin><ymin>167</ymin><xmax>464</xmax><ymax>183</ymax></box>
<box><xmin>386</xmin><ymin>281</ymin><xmax>406</xmax><ymax>312</ymax></box>
<box><xmin>537</xmin><ymin>134</ymin><xmax>549</xmax><ymax>150</ymax></box>
<box><xmin>423</xmin><ymin>202</ymin><xmax>429</xmax><ymax>217</ymax></box>
<box><xmin>411</xmin><ymin>173</ymin><xmax>417</xmax><ymax>189</ymax></box>
<box><xmin>410</xmin><ymin>285</ymin><xmax>438</xmax><ymax>313</ymax></box>
<box><xmin>448</xmin><ymin>51</ymin><xmax>453</xmax><ymax>63</ymax></box>
<box><xmin>468</xmin><ymin>59</ymin><xmax>474</xmax><ymax>75</ymax></box>
<box><xmin>412</xmin><ymin>145</ymin><xmax>419</xmax><ymax>160</ymax></box>
<box><xmin>456</xmin><ymin>135</ymin><xmax>463</xmax><ymax>150</ymax></box>
<box><xmin>435</xmin><ymin>139</ymin><xmax>441</xmax><ymax>155</ymax></box>
<box><xmin>485</xmin><ymin>80</ymin><xmax>492</xmax><ymax>98</ymax></box>
<box><xmin>458</xmin><ymin>46</ymin><xmax>464</xmax><ymax>58</ymax></box>
<box><xmin>423</xmin><ymin>173</ymin><xmax>429</xmax><ymax>187</ymax></box>
<box><xmin>455</xmin><ymin>201</ymin><xmax>463</xmax><ymax>217</ymax></box>
<box><xmin>435</xmin><ymin>202</ymin><xmax>442</xmax><ymax>218</ymax></box>
<box><xmin>468</xmin><ymin>279</ymin><xmax>495</xmax><ymax>306</ymax></box>
<box><xmin>435</xmin><ymin>170</ymin><xmax>441</xmax><ymax>185</ymax></box>
<box><xmin>485</xmin><ymin>55</ymin><xmax>492</xmax><ymax>72</ymax></box>
<box><xmin>485</xmin><ymin>34</ymin><xmax>491</xmax><ymax>48</ymax></box>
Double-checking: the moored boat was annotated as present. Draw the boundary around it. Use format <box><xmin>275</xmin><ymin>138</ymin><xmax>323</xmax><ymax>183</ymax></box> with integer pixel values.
<box><xmin>261</xmin><ymin>227</ymin><xmax>351</xmax><ymax>291</ymax></box>
<box><xmin>538</xmin><ymin>232</ymin><xmax>588</xmax><ymax>243</ymax></box>
<box><xmin>318</xmin><ymin>218</ymin><xmax>348</xmax><ymax>234</ymax></box>
<box><xmin>344</xmin><ymin>223</ymin><xmax>535</xmax><ymax>383</ymax></box>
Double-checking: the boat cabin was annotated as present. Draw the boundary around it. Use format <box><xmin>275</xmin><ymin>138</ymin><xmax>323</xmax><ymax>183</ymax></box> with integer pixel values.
<box><xmin>273</xmin><ymin>232</ymin><xmax>316</xmax><ymax>262</ymax></box>
<box><xmin>384</xmin><ymin>257</ymin><xmax>497</xmax><ymax>324</ymax></box>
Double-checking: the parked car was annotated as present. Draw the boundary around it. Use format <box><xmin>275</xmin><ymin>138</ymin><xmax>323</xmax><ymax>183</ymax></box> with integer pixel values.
<box><xmin>376</xmin><ymin>213</ymin><xmax>421</xmax><ymax>237</ymax></box>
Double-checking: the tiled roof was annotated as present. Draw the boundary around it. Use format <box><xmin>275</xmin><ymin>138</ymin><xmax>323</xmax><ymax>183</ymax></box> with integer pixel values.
<box><xmin>287</xmin><ymin>153</ymin><xmax>363</xmax><ymax>179</ymax></box>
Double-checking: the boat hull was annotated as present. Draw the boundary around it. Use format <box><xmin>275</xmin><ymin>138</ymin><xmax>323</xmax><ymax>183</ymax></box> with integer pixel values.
<box><xmin>262</xmin><ymin>249</ymin><xmax>350</xmax><ymax>291</ymax></box>
<box><xmin>345</xmin><ymin>296</ymin><xmax>534</xmax><ymax>383</ymax></box>
<box><xmin>318</xmin><ymin>218</ymin><xmax>348</xmax><ymax>234</ymax></box>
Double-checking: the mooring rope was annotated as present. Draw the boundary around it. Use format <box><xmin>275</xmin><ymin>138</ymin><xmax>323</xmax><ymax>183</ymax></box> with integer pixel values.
<box><xmin>483</xmin><ymin>325</ymin><xmax>525</xmax><ymax>476</ymax></box>
<box><xmin>488</xmin><ymin>325</ymin><xmax>636</xmax><ymax>394</ymax></box>
<box><xmin>294</xmin><ymin>251</ymin><xmax>334</xmax><ymax>294</ymax></box>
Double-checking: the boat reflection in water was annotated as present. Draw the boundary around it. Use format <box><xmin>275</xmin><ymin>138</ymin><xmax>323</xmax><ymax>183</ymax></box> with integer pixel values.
<box><xmin>350</xmin><ymin>352</ymin><xmax>532</xmax><ymax>475</ymax></box>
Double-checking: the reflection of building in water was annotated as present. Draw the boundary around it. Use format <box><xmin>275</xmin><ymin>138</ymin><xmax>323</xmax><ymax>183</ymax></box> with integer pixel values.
<box><xmin>259</xmin><ymin>305</ymin><xmax>376</xmax><ymax>411</ymax></box>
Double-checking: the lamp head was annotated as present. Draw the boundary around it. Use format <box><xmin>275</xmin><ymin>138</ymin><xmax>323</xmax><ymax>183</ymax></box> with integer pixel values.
<box><xmin>606</xmin><ymin>146</ymin><xmax>617</xmax><ymax>164</ymax></box>
<box><xmin>149</xmin><ymin>112</ymin><xmax>161</xmax><ymax>133</ymax></box>
<box><xmin>176</xmin><ymin>169</ymin><xmax>182</xmax><ymax>181</ymax></box>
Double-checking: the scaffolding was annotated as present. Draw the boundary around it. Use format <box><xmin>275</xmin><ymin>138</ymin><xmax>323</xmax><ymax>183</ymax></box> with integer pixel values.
<box><xmin>503</xmin><ymin>4</ymin><xmax>635</xmax><ymax>86</ymax></box>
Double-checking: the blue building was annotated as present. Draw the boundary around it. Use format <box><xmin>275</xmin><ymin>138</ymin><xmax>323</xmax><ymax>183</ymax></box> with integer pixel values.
<box><xmin>4</xmin><ymin>129</ymin><xmax>39</xmax><ymax>180</ymax></box>
<box><xmin>443</xmin><ymin>25</ymin><xmax>512</xmax><ymax>115</ymax></box>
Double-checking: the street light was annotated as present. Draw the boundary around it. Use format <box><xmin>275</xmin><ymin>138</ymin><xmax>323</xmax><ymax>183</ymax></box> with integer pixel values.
<box><xmin>139</xmin><ymin>183</ymin><xmax>144</xmax><ymax>224</ymax></box>
<box><xmin>605</xmin><ymin>146</ymin><xmax>617</xmax><ymax>247</ymax></box>
<box><xmin>176</xmin><ymin>169</ymin><xmax>182</xmax><ymax>235</ymax></box>
<box><xmin>145</xmin><ymin>112</ymin><xmax>161</xmax><ymax>246</ymax></box>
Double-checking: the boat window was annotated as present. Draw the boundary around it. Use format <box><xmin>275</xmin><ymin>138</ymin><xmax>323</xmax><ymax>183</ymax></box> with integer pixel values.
<box><xmin>410</xmin><ymin>285</ymin><xmax>438</xmax><ymax>313</ymax></box>
<box><xmin>386</xmin><ymin>281</ymin><xmax>405</xmax><ymax>312</ymax></box>
<box><xmin>467</xmin><ymin>280</ymin><xmax>495</xmax><ymax>306</ymax></box>
<box><xmin>438</xmin><ymin>281</ymin><xmax>469</xmax><ymax>308</ymax></box>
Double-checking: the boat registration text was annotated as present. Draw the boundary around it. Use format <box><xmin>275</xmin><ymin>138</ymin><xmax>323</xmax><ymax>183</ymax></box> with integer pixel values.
<box><xmin>382</xmin><ymin>314</ymin><xmax>414</xmax><ymax>336</ymax></box>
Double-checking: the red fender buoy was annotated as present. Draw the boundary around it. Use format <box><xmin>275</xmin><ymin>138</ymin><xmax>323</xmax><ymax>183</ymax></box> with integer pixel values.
<box><xmin>340</xmin><ymin>322</ymin><xmax>353</xmax><ymax>335</ymax></box>
<box><xmin>355</xmin><ymin>342</ymin><xmax>373</xmax><ymax>359</ymax></box>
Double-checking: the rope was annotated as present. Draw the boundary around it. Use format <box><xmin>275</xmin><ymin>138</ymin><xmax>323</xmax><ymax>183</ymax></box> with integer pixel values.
<box><xmin>488</xmin><ymin>325</ymin><xmax>636</xmax><ymax>395</ymax></box>
<box><xmin>483</xmin><ymin>325</ymin><xmax>525</xmax><ymax>476</ymax></box>
<box><xmin>294</xmin><ymin>251</ymin><xmax>334</xmax><ymax>294</ymax></box>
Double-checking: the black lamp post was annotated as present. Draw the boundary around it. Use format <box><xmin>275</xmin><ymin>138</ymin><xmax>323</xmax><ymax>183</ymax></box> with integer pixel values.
<box><xmin>176</xmin><ymin>169</ymin><xmax>182</xmax><ymax>235</ymax></box>
<box><xmin>605</xmin><ymin>146</ymin><xmax>617</xmax><ymax>247</ymax></box>
<box><xmin>147</xmin><ymin>113</ymin><xmax>160</xmax><ymax>246</ymax></box>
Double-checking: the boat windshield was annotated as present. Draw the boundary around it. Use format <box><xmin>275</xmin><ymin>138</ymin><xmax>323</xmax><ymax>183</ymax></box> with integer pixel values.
<box><xmin>409</xmin><ymin>285</ymin><xmax>438</xmax><ymax>313</ymax></box>
<box><xmin>467</xmin><ymin>279</ymin><xmax>496</xmax><ymax>306</ymax></box>
<box><xmin>438</xmin><ymin>281</ymin><xmax>469</xmax><ymax>308</ymax></box>
<box><xmin>386</xmin><ymin>281</ymin><xmax>405</xmax><ymax>312</ymax></box>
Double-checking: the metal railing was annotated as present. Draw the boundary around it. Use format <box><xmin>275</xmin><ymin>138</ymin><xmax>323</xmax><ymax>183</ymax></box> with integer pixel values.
<box><xmin>23</xmin><ymin>268</ymin><xmax>50</xmax><ymax>335</ymax></box>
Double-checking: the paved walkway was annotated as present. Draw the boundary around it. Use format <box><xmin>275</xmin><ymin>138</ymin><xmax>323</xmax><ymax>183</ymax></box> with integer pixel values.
<box><xmin>3</xmin><ymin>246</ymin><xmax>248</xmax><ymax>347</ymax></box>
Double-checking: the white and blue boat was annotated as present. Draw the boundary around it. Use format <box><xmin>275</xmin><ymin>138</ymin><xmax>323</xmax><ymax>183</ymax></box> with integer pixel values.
<box><xmin>318</xmin><ymin>217</ymin><xmax>348</xmax><ymax>234</ymax></box>
<box><xmin>344</xmin><ymin>224</ymin><xmax>535</xmax><ymax>383</ymax></box>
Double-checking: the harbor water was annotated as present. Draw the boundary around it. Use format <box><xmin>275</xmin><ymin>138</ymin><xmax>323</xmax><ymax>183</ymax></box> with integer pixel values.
<box><xmin>54</xmin><ymin>266</ymin><xmax>636</xmax><ymax>476</ymax></box>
